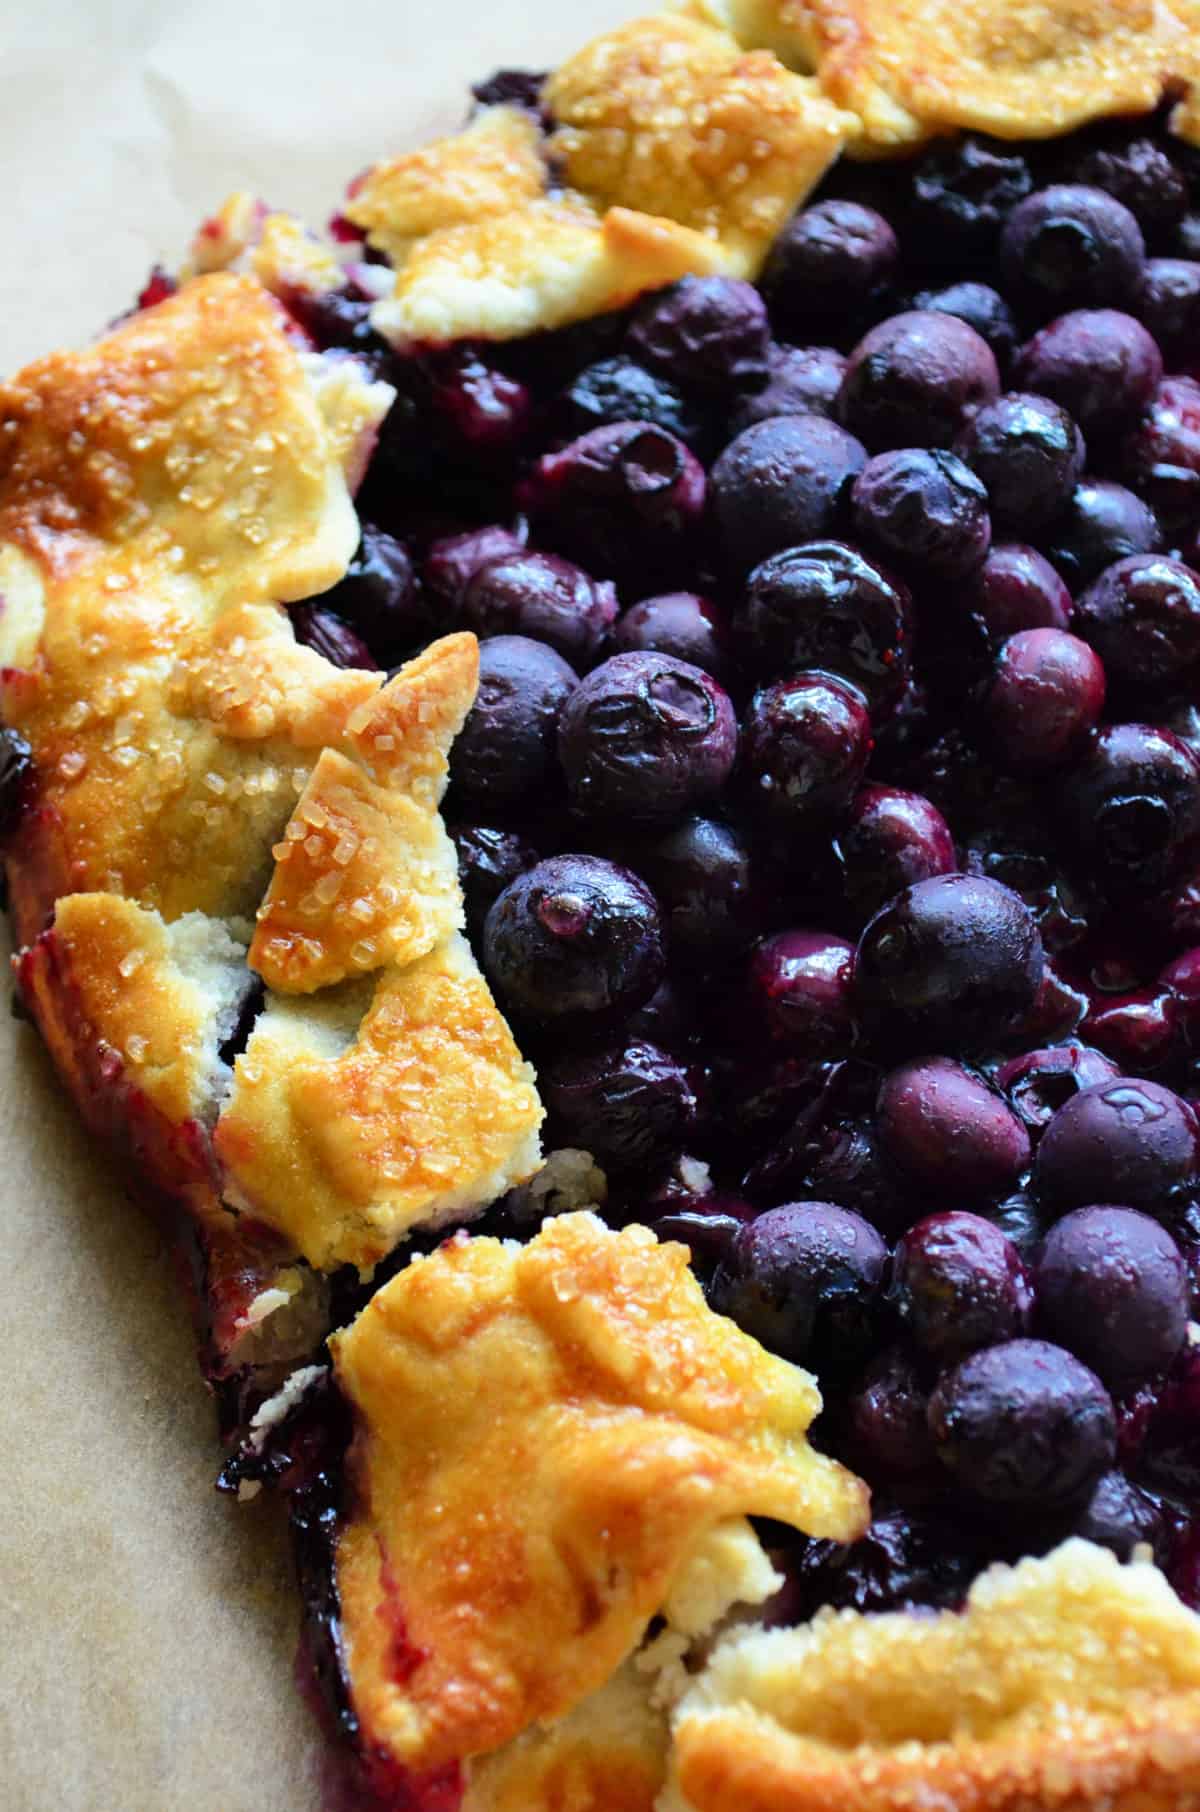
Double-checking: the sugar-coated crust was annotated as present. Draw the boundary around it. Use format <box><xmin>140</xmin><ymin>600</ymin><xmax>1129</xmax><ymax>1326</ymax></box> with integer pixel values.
<box><xmin>666</xmin><ymin>1543</ymin><xmax>1200</xmax><ymax>1812</ymax></box>
<box><xmin>329</xmin><ymin>1214</ymin><xmax>867</xmax><ymax>1778</ymax></box>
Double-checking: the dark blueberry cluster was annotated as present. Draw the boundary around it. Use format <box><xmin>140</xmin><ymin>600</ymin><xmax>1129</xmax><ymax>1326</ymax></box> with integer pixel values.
<box><xmin>262</xmin><ymin>107</ymin><xmax>1200</xmax><ymax>1626</ymax></box>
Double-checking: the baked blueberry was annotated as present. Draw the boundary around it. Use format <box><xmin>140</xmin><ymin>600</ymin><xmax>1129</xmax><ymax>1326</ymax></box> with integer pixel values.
<box><xmin>710</xmin><ymin>416</ymin><xmax>867</xmax><ymax>572</ymax></box>
<box><xmin>787</xmin><ymin>1115</ymin><xmax>914</xmax><ymax>1237</ymax></box>
<box><xmin>909</xmin><ymin>281</ymin><xmax>1017</xmax><ymax>368</ymax></box>
<box><xmin>908</xmin><ymin>136</ymin><xmax>1033</xmax><ymax>256</ymax></box>
<box><xmin>890</xmin><ymin>1211</ymin><xmax>1032</xmax><ymax>1361</ymax></box>
<box><xmin>522</xmin><ymin>422</ymin><xmax>707</xmax><ymax>581</ymax></box>
<box><xmin>611</xmin><ymin>592</ymin><xmax>730</xmax><ymax>681</ymax></box>
<box><xmin>290</xmin><ymin>605</ymin><xmax>379</xmax><ymax>670</ymax></box>
<box><xmin>847</xmin><ymin>1347</ymin><xmax>937</xmax><ymax>1485</ymax></box>
<box><xmin>541</xmin><ymin>1038</ymin><xmax>698</xmax><ymax>1171</ymax></box>
<box><xmin>742</xmin><ymin>673</ymin><xmax>872</xmax><ymax>827</ymax></box>
<box><xmin>0</xmin><ymin>728</ymin><xmax>34</xmax><ymax>841</ymax></box>
<box><xmin>1034</xmin><ymin>1205</ymin><xmax>1189</xmax><ymax>1388</ymax></box>
<box><xmin>1000</xmin><ymin>185</ymin><xmax>1146</xmax><ymax>316</ymax></box>
<box><xmin>761</xmin><ymin>200</ymin><xmax>899</xmax><ymax>335</ymax></box>
<box><xmin>877</xmin><ymin>1059</ymin><xmax>1031</xmax><ymax>1201</ymax></box>
<box><xmin>1062</xmin><ymin>132</ymin><xmax>1188</xmax><ymax>243</ymax></box>
<box><xmin>1119</xmin><ymin>376</ymin><xmax>1200</xmax><ymax>527</ymax></box>
<box><xmin>853</xmin><ymin>873</ymin><xmax>1044</xmax><ymax>1050</ymax></box>
<box><xmin>1138</xmin><ymin>260</ymin><xmax>1200</xmax><ymax>366</ymax></box>
<box><xmin>1056</xmin><ymin>722</ymin><xmax>1200</xmax><ymax>890</ymax></box>
<box><xmin>558</xmin><ymin>652</ymin><xmax>737</xmax><ymax>821</ymax></box>
<box><xmin>424</xmin><ymin>524</ymin><xmax>526</xmax><ymax>612</ymax></box>
<box><xmin>626</xmin><ymin>276</ymin><xmax>770</xmax><ymax>394</ymax></box>
<box><xmin>956</xmin><ymin>393</ymin><xmax>1085</xmax><ymax>533</ymax></box>
<box><xmin>1013</xmin><ymin>310</ymin><xmax>1162</xmax><ymax>442</ymax></box>
<box><xmin>982</xmin><ymin>629</ymin><xmax>1106</xmax><ymax>771</ymax></box>
<box><xmin>638</xmin><ymin>815</ymin><xmax>756</xmax><ymax>958</ymax></box>
<box><xmin>1070</xmin><ymin>1470</ymin><xmax>1170</xmax><ymax>1562</ymax></box>
<box><xmin>740</xmin><ymin>541</ymin><xmax>911</xmax><ymax>711</ymax></box>
<box><xmin>461</xmin><ymin>550</ymin><xmax>617</xmax><ymax>665</ymax></box>
<box><xmin>781</xmin><ymin>1508</ymin><xmax>985</xmax><ymax>1620</ymax></box>
<box><xmin>928</xmin><ymin>1338</ymin><xmax>1117</xmax><ymax>1509</ymax></box>
<box><xmin>470</xmin><ymin>67</ymin><xmax>548</xmax><ymax>112</ymax></box>
<box><xmin>318</xmin><ymin>525</ymin><xmax>425</xmax><ymax>662</ymax></box>
<box><xmin>836</xmin><ymin>785</ymin><xmax>956</xmax><ymax>922</ymax></box>
<box><xmin>427</xmin><ymin>345</ymin><xmax>533</xmax><ymax>454</ymax></box>
<box><xmin>483</xmin><ymin>853</ymin><xmax>664</xmax><ymax>1021</ymax></box>
<box><xmin>729</xmin><ymin>344</ymin><xmax>847</xmax><ymax>432</ymax></box>
<box><xmin>1034</xmin><ymin>1077</ymin><xmax>1200</xmax><ymax>1222</ymax></box>
<box><xmin>1081</xmin><ymin>985</ymin><xmax>1180</xmax><ymax>1074</ymax></box>
<box><xmin>559</xmin><ymin>356</ymin><xmax>707</xmax><ymax>449</ymax></box>
<box><xmin>964</xmin><ymin>544</ymin><xmax>1074</xmax><ymax>641</ymax></box>
<box><xmin>450</xmin><ymin>823</ymin><xmax>538</xmax><ymax>938</ymax></box>
<box><xmin>648</xmin><ymin>1194</ymin><xmax>755</xmax><ymax>1278</ymax></box>
<box><xmin>1074</xmin><ymin>554</ymin><xmax>1200</xmax><ymax>691</ymax></box>
<box><xmin>851</xmin><ymin>449</ymin><xmax>991</xmax><ymax>578</ymax></box>
<box><xmin>748</xmin><ymin>930</ymin><xmax>858</xmax><ymax>1057</ymax></box>
<box><xmin>711</xmin><ymin>1201</ymin><xmax>887</xmax><ymax>1372</ymax></box>
<box><xmin>1043</xmin><ymin>480</ymin><xmax>1163</xmax><ymax>590</ymax></box>
<box><xmin>449</xmin><ymin>635</ymin><xmax>578</xmax><ymax>808</ymax></box>
<box><xmin>838</xmin><ymin>311</ymin><xmax>1000</xmax><ymax>451</ymax></box>
<box><xmin>996</xmin><ymin>1042</ymin><xmax>1121</xmax><ymax>1136</ymax></box>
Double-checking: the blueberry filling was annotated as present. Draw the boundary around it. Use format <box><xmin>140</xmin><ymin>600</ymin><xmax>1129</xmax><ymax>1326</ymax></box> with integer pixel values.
<box><xmin>120</xmin><ymin>100</ymin><xmax>1200</xmax><ymax>1678</ymax></box>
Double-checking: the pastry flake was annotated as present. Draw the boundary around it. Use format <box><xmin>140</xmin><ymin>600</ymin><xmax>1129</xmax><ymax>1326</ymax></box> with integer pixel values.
<box><xmin>213</xmin><ymin>933</ymin><xmax>543</xmax><ymax>1270</ymax></box>
<box><xmin>667</xmin><ymin>1540</ymin><xmax>1200</xmax><ymax>1812</ymax></box>
<box><xmin>329</xmin><ymin>1213</ymin><xmax>868</xmax><ymax>1776</ymax></box>
<box><xmin>544</xmin><ymin>13</ymin><xmax>855</xmax><ymax>274</ymax></box>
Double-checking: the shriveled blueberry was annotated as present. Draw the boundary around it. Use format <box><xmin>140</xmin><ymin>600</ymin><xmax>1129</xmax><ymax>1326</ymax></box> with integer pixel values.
<box><xmin>627</xmin><ymin>276</ymin><xmax>770</xmax><ymax>393</ymax></box>
<box><xmin>781</xmin><ymin>1508</ymin><xmax>984</xmax><ymax>1620</ymax></box>
<box><xmin>1035</xmin><ymin>1206</ymin><xmax>1189</xmax><ymax>1387</ymax></box>
<box><xmin>470</xmin><ymin>67</ymin><xmax>548</xmax><ymax>112</ymax></box>
<box><xmin>483</xmin><ymin>854</ymin><xmax>664</xmax><ymax>1021</ymax></box>
<box><xmin>996</xmin><ymin>1041</ymin><xmax>1121</xmax><ymax>1136</ymax></box>
<box><xmin>838</xmin><ymin>312</ymin><xmax>1000</xmax><ymax>451</ymax></box>
<box><xmin>983</xmin><ymin>629</ymin><xmax>1106</xmax><ymax>771</ymax></box>
<box><xmin>1119</xmin><ymin>376</ymin><xmax>1200</xmax><ymax>527</ymax></box>
<box><xmin>1071</xmin><ymin>1470</ymin><xmax>1169</xmax><ymax>1561</ymax></box>
<box><xmin>908</xmin><ymin>136</ymin><xmax>1033</xmax><ymax>256</ymax></box>
<box><xmin>711</xmin><ymin>1201</ymin><xmax>887</xmax><ymax>1371</ymax></box>
<box><xmin>1138</xmin><ymin>260</ymin><xmax>1200</xmax><ymax>366</ymax></box>
<box><xmin>729</xmin><ymin>344</ymin><xmax>847</xmax><ymax>432</ymax></box>
<box><xmin>878</xmin><ymin>1060</ymin><xmax>1031</xmax><ymax>1202</ymax></box>
<box><xmin>461</xmin><ymin>551</ymin><xmax>616</xmax><ymax>666</ymax></box>
<box><xmin>910</xmin><ymin>282</ymin><xmax>1018</xmax><ymax>369</ymax></box>
<box><xmin>424</xmin><ymin>524</ymin><xmax>526</xmax><ymax>612</ymax></box>
<box><xmin>836</xmin><ymin>785</ymin><xmax>956</xmax><ymax>923</ymax></box>
<box><xmin>450</xmin><ymin>824</ymin><xmax>538</xmax><ymax>938</ymax></box>
<box><xmin>290</xmin><ymin>605</ymin><xmax>379</xmax><ymax>670</ymax></box>
<box><xmin>1074</xmin><ymin>554</ymin><xmax>1200</xmax><ymax>691</ymax></box>
<box><xmin>985</xmin><ymin>1189</ymin><xmax>1046</xmax><ymax>1257</ymax></box>
<box><xmin>853</xmin><ymin>874</ymin><xmax>1044</xmax><ymax>1050</ymax></box>
<box><xmin>559</xmin><ymin>356</ymin><xmax>706</xmax><ymax>450</ymax></box>
<box><xmin>928</xmin><ymin>1338</ymin><xmax>1117</xmax><ymax>1509</ymax></box>
<box><xmin>847</xmin><ymin>1347</ymin><xmax>937</xmax><ymax>1485</ymax></box>
<box><xmin>522</xmin><ymin>422</ymin><xmax>706</xmax><ymax>581</ymax></box>
<box><xmin>761</xmin><ymin>201</ymin><xmax>898</xmax><ymax>334</ymax></box>
<box><xmin>1034</xmin><ymin>1077</ymin><xmax>1200</xmax><ymax>1221</ymax></box>
<box><xmin>1014</xmin><ymin>310</ymin><xmax>1162</xmax><ymax>442</ymax></box>
<box><xmin>1000</xmin><ymin>186</ymin><xmax>1145</xmax><ymax>317</ymax></box>
<box><xmin>742</xmin><ymin>673</ymin><xmax>872</xmax><ymax>828</ymax></box>
<box><xmin>964</xmin><ymin>544</ymin><xmax>1074</xmax><ymax>642</ymax></box>
<box><xmin>612</xmin><ymin>592</ymin><xmax>730</xmax><ymax>682</ymax></box>
<box><xmin>1082</xmin><ymin>986</ymin><xmax>1180</xmax><ymax>1074</ymax></box>
<box><xmin>626</xmin><ymin>978</ymin><xmax>695</xmax><ymax>1052</ymax></box>
<box><xmin>649</xmin><ymin>1194</ymin><xmax>755</xmax><ymax>1278</ymax></box>
<box><xmin>542</xmin><ymin>1038</ymin><xmax>698</xmax><ymax>1171</ymax></box>
<box><xmin>0</xmin><ymin>728</ymin><xmax>34</xmax><ymax>840</ymax></box>
<box><xmin>749</xmin><ymin>930</ymin><xmax>858</xmax><ymax>1058</ymax></box>
<box><xmin>956</xmin><ymin>393</ymin><xmax>1085</xmax><ymax>533</ymax></box>
<box><xmin>319</xmin><ymin>525</ymin><xmax>424</xmax><ymax>661</ymax></box>
<box><xmin>559</xmin><ymin>652</ymin><xmax>737</xmax><ymax>821</ymax></box>
<box><xmin>1140</xmin><ymin>1350</ymin><xmax>1200</xmax><ymax>1498</ymax></box>
<box><xmin>851</xmin><ymin>449</ymin><xmax>991</xmax><ymax>579</ymax></box>
<box><xmin>710</xmin><ymin>416</ymin><xmax>867</xmax><ymax>572</ymax></box>
<box><xmin>788</xmin><ymin>1115</ymin><xmax>914</xmax><ymax>1237</ymax></box>
<box><xmin>638</xmin><ymin>815</ymin><xmax>756</xmax><ymax>957</ymax></box>
<box><xmin>1062</xmin><ymin>132</ymin><xmax>1188</xmax><ymax>243</ymax></box>
<box><xmin>740</xmin><ymin>541</ymin><xmax>911</xmax><ymax>712</ymax></box>
<box><xmin>890</xmin><ymin>1211</ymin><xmax>1032</xmax><ymax>1361</ymax></box>
<box><xmin>1043</xmin><ymin>481</ymin><xmax>1162</xmax><ymax>591</ymax></box>
<box><xmin>1056</xmin><ymin>723</ymin><xmax>1200</xmax><ymax>890</ymax></box>
<box><xmin>450</xmin><ymin>636</ymin><xmax>578</xmax><ymax>808</ymax></box>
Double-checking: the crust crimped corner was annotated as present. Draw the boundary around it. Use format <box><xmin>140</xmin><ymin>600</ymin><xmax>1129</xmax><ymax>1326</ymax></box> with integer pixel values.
<box><xmin>666</xmin><ymin>1541</ymin><xmax>1200</xmax><ymax>1812</ymax></box>
<box><xmin>328</xmin><ymin>1213</ymin><xmax>868</xmax><ymax>1779</ymax></box>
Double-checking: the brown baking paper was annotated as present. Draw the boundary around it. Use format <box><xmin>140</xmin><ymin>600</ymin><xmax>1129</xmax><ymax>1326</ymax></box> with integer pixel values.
<box><xmin>0</xmin><ymin>4</ymin><xmax>638</xmax><ymax>1806</ymax></box>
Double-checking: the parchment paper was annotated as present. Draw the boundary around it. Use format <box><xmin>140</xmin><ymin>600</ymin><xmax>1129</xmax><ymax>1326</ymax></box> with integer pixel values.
<box><xmin>0</xmin><ymin>4</ymin><xmax>639</xmax><ymax>1806</ymax></box>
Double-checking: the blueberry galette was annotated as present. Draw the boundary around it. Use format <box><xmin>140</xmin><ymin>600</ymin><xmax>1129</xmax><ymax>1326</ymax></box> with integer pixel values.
<box><xmin>9</xmin><ymin>3</ymin><xmax>1200</xmax><ymax>1808</ymax></box>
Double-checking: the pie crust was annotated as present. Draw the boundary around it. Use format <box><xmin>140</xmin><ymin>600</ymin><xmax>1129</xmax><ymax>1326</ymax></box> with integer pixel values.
<box><xmin>6</xmin><ymin>4</ymin><xmax>1200</xmax><ymax>1810</ymax></box>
